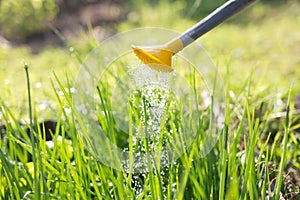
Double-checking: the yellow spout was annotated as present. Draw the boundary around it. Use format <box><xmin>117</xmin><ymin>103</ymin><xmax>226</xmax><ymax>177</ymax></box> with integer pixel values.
<box><xmin>132</xmin><ymin>38</ymin><xmax>184</xmax><ymax>72</ymax></box>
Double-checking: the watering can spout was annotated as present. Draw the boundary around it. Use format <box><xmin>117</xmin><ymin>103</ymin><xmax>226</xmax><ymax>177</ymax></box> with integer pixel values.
<box><xmin>131</xmin><ymin>38</ymin><xmax>184</xmax><ymax>72</ymax></box>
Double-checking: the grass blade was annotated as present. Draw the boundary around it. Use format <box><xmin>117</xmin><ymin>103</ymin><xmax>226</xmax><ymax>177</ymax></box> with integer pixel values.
<box><xmin>24</xmin><ymin>62</ymin><xmax>40</xmax><ymax>200</ymax></box>
<box><xmin>274</xmin><ymin>85</ymin><xmax>292</xmax><ymax>200</ymax></box>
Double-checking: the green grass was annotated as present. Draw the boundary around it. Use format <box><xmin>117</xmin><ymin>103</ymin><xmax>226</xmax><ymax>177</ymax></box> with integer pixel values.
<box><xmin>0</xmin><ymin>1</ymin><xmax>300</xmax><ymax>199</ymax></box>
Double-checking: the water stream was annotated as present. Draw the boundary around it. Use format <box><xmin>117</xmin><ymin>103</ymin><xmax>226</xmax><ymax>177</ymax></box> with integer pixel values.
<box><xmin>125</xmin><ymin>64</ymin><xmax>177</xmax><ymax>196</ymax></box>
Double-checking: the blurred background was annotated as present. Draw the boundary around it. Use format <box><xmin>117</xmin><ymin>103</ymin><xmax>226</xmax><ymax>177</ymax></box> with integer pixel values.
<box><xmin>1</xmin><ymin>0</ymin><xmax>297</xmax><ymax>46</ymax></box>
<box><xmin>0</xmin><ymin>0</ymin><xmax>299</xmax><ymax>116</ymax></box>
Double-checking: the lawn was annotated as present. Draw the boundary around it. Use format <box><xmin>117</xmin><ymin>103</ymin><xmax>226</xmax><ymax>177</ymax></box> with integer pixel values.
<box><xmin>0</xmin><ymin>0</ymin><xmax>299</xmax><ymax>199</ymax></box>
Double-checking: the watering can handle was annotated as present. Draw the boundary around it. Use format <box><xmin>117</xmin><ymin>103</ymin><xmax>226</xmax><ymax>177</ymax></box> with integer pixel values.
<box><xmin>167</xmin><ymin>0</ymin><xmax>256</xmax><ymax>52</ymax></box>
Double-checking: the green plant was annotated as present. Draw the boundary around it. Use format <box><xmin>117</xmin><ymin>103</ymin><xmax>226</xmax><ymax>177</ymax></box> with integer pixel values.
<box><xmin>0</xmin><ymin>0</ymin><xmax>58</xmax><ymax>40</ymax></box>
<box><xmin>0</xmin><ymin>58</ymin><xmax>299</xmax><ymax>199</ymax></box>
